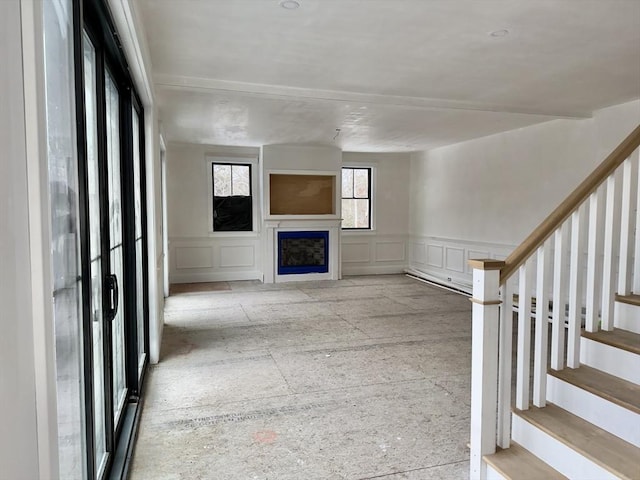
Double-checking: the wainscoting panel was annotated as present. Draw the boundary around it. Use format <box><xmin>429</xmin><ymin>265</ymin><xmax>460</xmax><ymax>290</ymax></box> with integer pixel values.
<box><xmin>342</xmin><ymin>234</ymin><xmax>408</xmax><ymax>275</ymax></box>
<box><xmin>427</xmin><ymin>244</ymin><xmax>444</xmax><ymax>268</ymax></box>
<box><xmin>408</xmin><ymin>236</ymin><xmax>516</xmax><ymax>293</ymax></box>
<box><xmin>412</xmin><ymin>241</ymin><xmax>426</xmax><ymax>265</ymax></box>
<box><xmin>342</xmin><ymin>242</ymin><xmax>371</xmax><ymax>263</ymax></box>
<box><xmin>220</xmin><ymin>245</ymin><xmax>255</xmax><ymax>268</ymax></box>
<box><xmin>170</xmin><ymin>236</ymin><xmax>262</xmax><ymax>284</ymax></box>
<box><xmin>375</xmin><ymin>241</ymin><xmax>406</xmax><ymax>262</ymax></box>
<box><xmin>445</xmin><ymin>247</ymin><xmax>465</xmax><ymax>273</ymax></box>
<box><xmin>175</xmin><ymin>246</ymin><xmax>213</xmax><ymax>269</ymax></box>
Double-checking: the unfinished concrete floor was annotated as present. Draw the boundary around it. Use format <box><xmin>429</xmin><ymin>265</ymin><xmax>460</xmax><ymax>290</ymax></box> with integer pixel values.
<box><xmin>130</xmin><ymin>275</ymin><xmax>472</xmax><ymax>479</ymax></box>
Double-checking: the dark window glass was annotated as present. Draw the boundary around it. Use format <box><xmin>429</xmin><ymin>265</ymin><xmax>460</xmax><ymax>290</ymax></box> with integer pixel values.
<box><xmin>212</xmin><ymin>163</ymin><xmax>252</xmax><ymax>231</ymax></box>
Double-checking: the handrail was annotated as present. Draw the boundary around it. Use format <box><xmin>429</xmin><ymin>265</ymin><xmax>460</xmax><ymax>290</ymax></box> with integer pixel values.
<box><xmin>500</xmin><ymin>123</ymin><xmax>640</xmax><ymax>283</ymax></box>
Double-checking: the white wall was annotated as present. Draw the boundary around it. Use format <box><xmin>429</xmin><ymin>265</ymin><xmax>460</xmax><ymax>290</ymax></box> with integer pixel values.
<box><xmin>0</xmin><ymin>1</ymin><xmax>40</xmax><ymax>476</ymax></box>
<box><xmin>408</xmin><ymin>99</ymin><xmax>640</xmax><ymax>290</ymax></box>
<box><xmin>167</xmin><ymin>143</ymin><xmax>262</xmax><ymax>283</ymax></box>
<box><xmin>342</xmin><ymin>152</ymin><xmax>411</xmax><ymax>275</ymax></box>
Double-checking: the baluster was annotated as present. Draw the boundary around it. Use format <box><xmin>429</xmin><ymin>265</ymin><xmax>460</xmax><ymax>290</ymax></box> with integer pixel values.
<box><xmin>551</xmin><ymin>223</ymin><xmax>568</xmax><ymax>371</ymax></box>
<box><xmin>602</xmin><ymin>171</ymin><xmax>622</xmax><ymax>330</ymax></box>
<box><xmin>585</xmin><ymin>187</ymin><xmax>603</xmax><ymax>332</ymax></box>
<box><xmin>618</xmin><ymin>156</ymin><xmax>637</xmax><ymax>295</ymax></box>
<box><xmin>533</xmin><ymin>241</ymin><xmax>550</xmax><ymax>407</ymax></box>
<box><xmin>633</xmin><ymin>150</ymin><xmax>640</xmax><ymax>293</ymax></box>
<box><xmin>516</xmin><ymin>259</ymin><xmax>533</xmax><ymax>410</ymax></box>
<box><xmin>568</xmin><ymin>205</ymin><xmax>586</xmax><ymax>368</ymax></box>
<box><xmin>497</xmin><ymin>278</ymin><xmax>514</xmax><ymax>448</ymax></box>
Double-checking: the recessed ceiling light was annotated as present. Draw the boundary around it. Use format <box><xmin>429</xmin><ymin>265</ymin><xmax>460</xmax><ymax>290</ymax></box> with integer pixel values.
<box><xmin>489</xmin><ymin>29</ymin><xmax>510</xmax><ymax>37</ymax></box>
<box><xmin>279</xmin><ymin>0</ymin><xmax>300</xmax><ymax>9</ymax></box>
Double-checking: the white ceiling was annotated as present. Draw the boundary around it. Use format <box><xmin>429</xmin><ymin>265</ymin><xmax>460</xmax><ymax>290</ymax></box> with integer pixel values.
<box><xmin>138</xmin><ymin>0</ymin><xmax>640</xmax><ymax>151</ymax></box>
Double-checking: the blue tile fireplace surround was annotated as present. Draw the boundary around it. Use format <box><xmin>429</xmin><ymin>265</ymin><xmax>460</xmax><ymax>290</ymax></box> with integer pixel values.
<box><xmin>277</xmin><ymin>231</ymin><xmax>329</xmax><ymax>275</ymax></box>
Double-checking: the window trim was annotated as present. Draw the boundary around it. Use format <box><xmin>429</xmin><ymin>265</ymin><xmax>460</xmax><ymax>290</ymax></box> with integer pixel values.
<box><xmin>341</xmin><ymin>165</ymin><xmax>375</xmax><ymax>231</ymax></box>
<box><xmin>206</xmin><ymin>156</ymin><xmax>259</xmax><ymax>235</ymax></box>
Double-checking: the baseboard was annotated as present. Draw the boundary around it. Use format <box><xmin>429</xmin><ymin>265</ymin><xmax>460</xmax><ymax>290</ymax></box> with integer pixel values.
<box><xmin>405</xmin><ymin>267</ymin><xmax>472</xmax><ymax>295</ymax></box>
<box><xmin>341</xmin><ymin>264</ymin><xmax>407</xmax><ymax>276</ymax></box>
<box><xmin>169</xmin><ymin>270</ymin><xmax>262</xmax><ymax>284</ymax></box>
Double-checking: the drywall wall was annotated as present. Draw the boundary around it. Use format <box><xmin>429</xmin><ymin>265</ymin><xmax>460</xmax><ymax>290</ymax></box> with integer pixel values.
<box><xmin>408</xmin><ymin>99</ymin><xmax>640</xmax><ymax>288</ymax></box>
<box><xmin>0</xmin><ymin>1</ymin><xmax>40</xmax><ymax>476</ymax></box>
<box><xmin>410</xmin><ymin>100</ymin><xmax>639</xmax><ymax>245</ymax></box>
<box><xmin>166</xmin><ymin>143</ymin><xmax>262</xmax><ymax>283</ymax></box>
<box><xmin>342</xmin><ymin>152</ymin><xmax>411</xmax><ymax>275</ymax></box>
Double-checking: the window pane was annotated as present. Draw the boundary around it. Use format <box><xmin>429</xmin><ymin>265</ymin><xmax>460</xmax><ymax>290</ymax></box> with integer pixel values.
<box><xmin>213</xmin><ymin>164</ymin><xmax>231</xmax><ymax>196</ymax></box>
<box><xmin>83</xmin><ymin>31</ymin><xmax>108</xmax><ymax>476</ymax></box>
<box><xmin>355</xmin><ymin>199</ymin><xmax>370</xmax><ymax>228</ymax></box>
<box><xmin>342</xmin><ymin>198</ymin><xmax>355</xmax><ymax>228</ymax></box>
<box><xmin>105</xmin><ymin>71</ymin><xmax>127</xmax><ymax>425</ymax></box>
<box><xmin>354</xmin><ymin>169</ymin><xmax>369</xmax><ymax>198</ymax></box>
<box><xmin>232</xmin><ymin>165</ymin><xmax>250</xmax><ymax>196</ymax></box>
<box><xmin>342</xmin><ymin>168</ymin><xmax>353</xmax><ymax>198</ymax></box>
<box><xmin>132</xmin><ymin>108</ymin><xmax>142</xmax><ymax>238</ymax></box>
<box><xmin>43</xmin><ymin>0</ymin><xmax>86</xmax><ymax>477</ymax></box>
<box><xmin>136</xmin><ymin>237</ymin><xmax>145</xmax><ymax>377</ymax></box>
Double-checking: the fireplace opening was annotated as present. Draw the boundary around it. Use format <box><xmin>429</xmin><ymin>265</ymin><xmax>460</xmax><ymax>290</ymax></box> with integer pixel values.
<box><xmin>278</xmin><ymin>231</ymin><xmax>329</xmax><ymax>275</ymax></box>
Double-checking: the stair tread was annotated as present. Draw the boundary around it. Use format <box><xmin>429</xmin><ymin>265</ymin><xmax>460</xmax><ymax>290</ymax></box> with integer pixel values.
<box><xmin>616</xmin><ymin>293</ymin><xmax>640</xmax><ymax>306</ymax></box>
<box><xmin>548</xmin><ymin>365</ymin><xmax>640</xmax><ymax>414</ymax></box>
<box><xmin>484</xmin><ymin>442</ymin><xmax>567</xmax><ymax>479</ymax></box>
<box><xmin>515</xmin><ymin>404</ymin><xmax>640</xmax><ymax>480</ymax></box>
<box><xmin>582</xmin><ymin>328</ymin><xmax>640</xmax><ymax>355</ymax></box>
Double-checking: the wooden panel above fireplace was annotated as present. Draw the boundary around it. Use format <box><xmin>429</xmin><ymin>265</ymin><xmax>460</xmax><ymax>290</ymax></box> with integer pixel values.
<box><xmin>269</xmin><ymin>174</ymin><xmax>335</xmax><ymax>215</ymax></box>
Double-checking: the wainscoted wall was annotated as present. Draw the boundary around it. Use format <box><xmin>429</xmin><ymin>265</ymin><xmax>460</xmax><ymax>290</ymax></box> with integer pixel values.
<box><xmin>407</xmin><ymin>236</ymin><xmax>516</xmax><ymax>293</ymax></box>
<box><xmin>342</xmin><ymin>234</ymin><xmax>409</xmax><ymax>275</ymax></box>
<box><xmin>169</xmin><ymin>235</ymin><xmax>262</xmax><ymax>283</ymax></box>
<box><xmin>166</xmin><ymin>143</ymin><xmax>262</xmax><ymax>284</ymax></box>
<box><xmin>341</xmin><ymin>152</ymin><xmax>411</xmax><ymax>276</ymax></box>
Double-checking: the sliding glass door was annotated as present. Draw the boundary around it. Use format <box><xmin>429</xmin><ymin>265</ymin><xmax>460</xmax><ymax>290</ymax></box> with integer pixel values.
<box><xmin>67</xmin><ymin>0</ymin><xmax>149</xmax><ymax>476</ymax></box>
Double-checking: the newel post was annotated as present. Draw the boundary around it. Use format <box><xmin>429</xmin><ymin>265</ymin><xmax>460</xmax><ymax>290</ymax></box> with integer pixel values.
<box><xmin>468</xmin><ymin>259</ymin><xmax>505</xmax><ymax>480</ymax></box>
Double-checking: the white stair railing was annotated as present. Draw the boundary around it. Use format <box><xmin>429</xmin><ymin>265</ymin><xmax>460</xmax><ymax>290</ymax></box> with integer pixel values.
<box><xmin>468</xmin><ymin>124</ymin><xmax>640</xmax><ymax>480</ymax></box>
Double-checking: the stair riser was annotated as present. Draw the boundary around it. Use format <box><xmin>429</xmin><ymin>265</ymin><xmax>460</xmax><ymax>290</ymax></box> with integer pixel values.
<box><xmin>580</xmin><ymin>337</ymin><xmax>640</xmax><ymax>384</ymax></box>
<box><xmin>614</xmin><ymin>302</ymin><xmax>640</xmax><ymax>334</ymax></box>
<box><xmin>547</xmin><ymin>374</ymin><xmax>640</xmax><ymax>447</ymax></box>
<box><xmin>512</xmin><ymin>414</ymin><xmax>617</xmax><ymax>479</ymax></box>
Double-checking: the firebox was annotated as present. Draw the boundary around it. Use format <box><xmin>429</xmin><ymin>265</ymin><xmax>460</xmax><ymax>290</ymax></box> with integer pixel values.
<box><xmin>277</xmin><ymin>231</ymin><xmax>329</xmax><ymax>275</ymax></box>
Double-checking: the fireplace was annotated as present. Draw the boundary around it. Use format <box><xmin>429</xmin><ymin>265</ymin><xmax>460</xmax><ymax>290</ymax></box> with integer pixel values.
<box><xmin>278</xmin><ymin>231</ymin><xmax>329</xmax><ymax>275</ymax></box>
<box><xmin>263</xmin><ymin>219</ymin><xmax>341</xmax><ymax>283</ymax></box>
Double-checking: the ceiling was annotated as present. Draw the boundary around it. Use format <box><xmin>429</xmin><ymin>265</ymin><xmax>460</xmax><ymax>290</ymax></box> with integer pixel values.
<box><xmin>137</xmin><ymin>0</ymin><xmax>640</xmax><ymax>152</ymax></box>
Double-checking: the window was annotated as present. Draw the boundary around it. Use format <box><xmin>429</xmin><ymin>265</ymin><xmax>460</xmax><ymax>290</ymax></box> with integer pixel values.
<box><xmin>212</xmin><ymin>162</ymin><xmax>252</xmax><ymax>231</ymax></box>
<box><xmin>342</xmin><ymin>167</ymin><xmax>372</xmax><ymax>229</ymax></box>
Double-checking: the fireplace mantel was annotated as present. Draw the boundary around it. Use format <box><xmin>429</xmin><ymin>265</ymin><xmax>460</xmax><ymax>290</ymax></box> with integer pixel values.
<box><xmin>263</xmin><ymin>218</ymin><xmax>342</xmax><ymax>283</ymax></box>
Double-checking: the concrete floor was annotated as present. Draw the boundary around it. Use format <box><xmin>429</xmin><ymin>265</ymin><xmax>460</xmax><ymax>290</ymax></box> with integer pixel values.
<box><xmin>130</xmin><ymin>275</ymin><xmax>472</xmax><ymax>479</ymax></box>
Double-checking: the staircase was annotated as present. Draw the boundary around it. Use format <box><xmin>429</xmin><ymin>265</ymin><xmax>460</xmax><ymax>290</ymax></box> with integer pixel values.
<box><xmin>468</xmin><ymin>125</ymin><xmax>640</xmax><ymax>480</ymax></box>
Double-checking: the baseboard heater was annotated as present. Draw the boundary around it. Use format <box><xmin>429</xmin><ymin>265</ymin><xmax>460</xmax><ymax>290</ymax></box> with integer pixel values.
<box><xmin>404</xmin><ymin>269</ymin><xmax>471</xmax><ymax>297</ymax></box>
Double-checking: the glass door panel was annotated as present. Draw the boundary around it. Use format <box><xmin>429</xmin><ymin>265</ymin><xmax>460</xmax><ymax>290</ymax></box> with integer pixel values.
<box><xmin>105</xmin><ymin>70</ymin><xmax>127</xmax><ymax>424</ymax></box>
<box><xmin>42</xmin><ymin>0</ymin><xmax>86</xmax><ymax>478</ymax></box>
<box><xmin>82</xmin><ymin>31</ymin><xmax>108</xmax><ymax>477</ymax></box>
<box><xmin>132</xmin><ymin>108</ymin><xmax>146</xmax><ymax>378</ymax></box>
